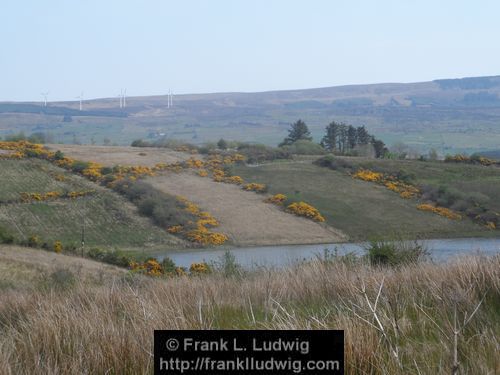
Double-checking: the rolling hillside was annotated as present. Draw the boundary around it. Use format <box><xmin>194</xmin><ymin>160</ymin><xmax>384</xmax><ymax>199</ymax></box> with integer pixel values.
<box><xmin>0</xmin><ymin>158</ymin><xmax>185</xmax><ymax>250</ymax></box>
<box><xmin>1</xmin><ymin>75</ymin><xmax>500</xmax><ymax>154</ymax></box>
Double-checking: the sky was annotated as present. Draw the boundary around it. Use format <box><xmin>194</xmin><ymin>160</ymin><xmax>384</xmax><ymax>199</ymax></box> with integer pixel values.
<box><xmin>1</xmin><ymin>0</ymin><xmax>499</xmax><ymax>101</ymax></box>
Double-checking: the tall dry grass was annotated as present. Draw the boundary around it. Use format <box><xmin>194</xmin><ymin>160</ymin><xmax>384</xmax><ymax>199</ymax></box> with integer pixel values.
<box><xmin>0</xmin><ymin>255</ymin><xmax>498</xmax><ymax>374</ymax></box>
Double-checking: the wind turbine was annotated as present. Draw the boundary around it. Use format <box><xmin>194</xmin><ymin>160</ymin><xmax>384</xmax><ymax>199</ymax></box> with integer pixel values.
<box><xmin>123</xmin><ymin>88</ymin><xmax>127</xmax><ymax>108</ymax></box>
<box><xmin>117</xmin><ymin>90</ymin><xmax>123</xmax><ymax>108</ymax></box>
<box><xmin>168</xmin><ymin>89</ymin><xmax>173</xmax><ymax>108</ymax></box>
<box><xmin>75</xmin><ymin>92</ymin><xmax>84</xmax><ymax>111</ymax></box>
<box><xmin>41</xmin><ymin>92</ymin><xmax>49</xmax><ymax>107</ymax></box>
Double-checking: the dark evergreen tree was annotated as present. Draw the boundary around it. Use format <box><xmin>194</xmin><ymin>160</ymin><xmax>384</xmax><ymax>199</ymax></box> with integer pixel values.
<box><xmin>217</xmin><ymin>138</ymin><xmax>228</xmax><ymax>150</ymax></box>
<box><xmin>280</xmin><ymin>119</ymin><xmax>312</xmax><ymax>146</ymax></box>
<box><xmin>347</xmin><ymin>125</ymin><xmax>357</xmax><ymax>150</ymax></box>
<box><xmin>356</xmin><ymin>126</ymin><xmax>371</xmax><ymax>144</ymax></box>
<box><xmin>372</xmin><ymin>137</ymin><xmax>388</xmax><ymax>158</ymax></box>
<box><xmin>321</xmin><ymin>121</ymin><xmax>340</xmax><ymax>151</ymax></box>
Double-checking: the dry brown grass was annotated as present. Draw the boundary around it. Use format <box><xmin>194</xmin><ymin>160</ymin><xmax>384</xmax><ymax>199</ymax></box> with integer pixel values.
<box><xmin>148</xmin><ymin>172</ymin><xmax>347</xmax><ymax>246</ymax></box>
<box><xmin>46</xmin><ymin>144</ymin><xmax>191</xmax><ymax>167</ymax></box>
<box><xmin>0</xmin><ymin>248</ymin><xmax>498</xmax><ymax>374</ymax></box>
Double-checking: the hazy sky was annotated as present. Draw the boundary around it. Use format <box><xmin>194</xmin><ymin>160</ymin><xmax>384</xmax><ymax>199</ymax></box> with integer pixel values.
<box><xmin>2</xmin><ymin>0</ymin><xmax>499</xmax><ymax>101</ymax></box>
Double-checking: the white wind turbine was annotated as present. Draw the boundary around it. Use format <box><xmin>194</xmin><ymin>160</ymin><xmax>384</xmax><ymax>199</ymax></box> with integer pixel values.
<box><xmin>75</xmin><ymin>92</ymin><xmax>84</xmax><ymax>111</ymax></box>
<box><xmin>117</xmin><ymin>90</ymin><xmax>123</xmax><ymax>108</ymax></box>
<box><xmin>123</xmin><ymin>88</ymin><xmax>127</xmax><ymax>108</ymax></box>
<box><xmin>41</xmin><ymin>92</ymin><xmax>49</xmax><ymax>107</ymax></box>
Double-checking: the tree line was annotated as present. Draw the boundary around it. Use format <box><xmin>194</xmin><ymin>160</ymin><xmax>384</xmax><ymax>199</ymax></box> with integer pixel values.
<box><xmin>280</xmin><ymin>119</ymin><xmax>388</xmax><ymax>158</ymax></box>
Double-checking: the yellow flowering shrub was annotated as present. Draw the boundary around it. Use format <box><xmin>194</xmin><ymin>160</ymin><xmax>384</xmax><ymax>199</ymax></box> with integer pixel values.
<box><xmin>82</xmin><ymin>162</ymin><xmax>104</xmax><ymax>181</ymax></box>
<box><xmin>53</xmin><ymin>241</ymin><xmax>63</xmax><ymax>253</ymax></box>
<box><xmin>185</xmin><ymin>229</ymin><xmax>228</xmax><ymax>245</ymax></box>
<box><xmin>129</xmin><ymin>259</ymin><xmax>164</xmax><ymax>276</ymax></box>
<box><xmin>243</xmin><ymin>183</ymin><xmax>266</xmax><ymax>192</ymax></box>
<box><xmin>186</xmin><ymin>157</ymin><xmax>205</xmax><ymax>169</ymax></box>
<box><xmin>189</xmin><ymin>262</ymin><xmax>210</xmax><ymax>274</ymax></box>
<box><xmin>167</xmin><ymin>225</ymin><xmax>183</xmax><ymax>234</ymax></box>
<box><xmin>212</xmin><ymin>169</ymin><xmax>225</xmax><ymax>182</ymax></box>
<box><xmin>197</xmin><ymin>169</ymin><xmax>208</xmax><ymax>177</ymax></box>
<box><xmin>223</xmin><ymin>175</ymin><xmax>244</xmax><ymax>184</ymax></box>
<box><xmin>265</xmin><ymin>193</ymin><xmax>287</xmax><ymax>205</ymax></box>
<box><xmin>417</xmin><ymin>203</ymin><xmax>462</xmax><ymax>220</ymax></box>
<box><xmin>353</xmin><ymin>169</ymin><xmax>383</xmax><ymax>182</ymax></box>
<box><xmin>286</xmin><ymin>202</ymin><xmax>326</xmax><ymax>222</ymax></box>
<box><xmin>485</xmin><ymin>221</ymin><xmax>496</xmax><ymax>230</ymax></box>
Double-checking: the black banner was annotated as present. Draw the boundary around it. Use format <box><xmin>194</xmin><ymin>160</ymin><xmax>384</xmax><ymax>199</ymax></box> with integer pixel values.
<box><xmin>154</xmin><ymin>330</ymin><xmax>344</xmax><ymax>374</ymax></box>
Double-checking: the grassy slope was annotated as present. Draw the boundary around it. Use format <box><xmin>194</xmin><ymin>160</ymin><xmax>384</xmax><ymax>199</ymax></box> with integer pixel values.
<box><xmin>0</xmin><ymin>159</ymin><xmax>185</xmax><ymax>250</ymax></box>
<box><xmin>0</xmin><ymin>245</ymin><xmax>498</xmax><ymax>374</ymax></box>
<box><xmin>341</xmin><ymin>157</ymin><xmax>500</xmax><ymax>212</ymax></box>
<box><xmin>0</xmin><ymin>244</ymin><xmax>125</xmax><ymax>291</ymax></box>
<box><xmin>232</xmin><ymin>161</ymin><xmax>497</xmax><ymax>240</ymax></box>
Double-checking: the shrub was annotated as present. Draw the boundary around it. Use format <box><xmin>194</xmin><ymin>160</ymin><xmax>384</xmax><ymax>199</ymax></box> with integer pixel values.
<box><xmin>189</xmin><ymin>262</ymin><xmax>211</xmax><ymax>275</ymax></box>
<box><xmin>237</xmin><ymin>143</ymin><xmax>291</xmax><ymax>164</ymax></box>
<box><xmin>282</xmin><ymin>140</ymin><xmax>326</xmax><ymax>155</ymax></box>
<box><xmin>0</xmin><ymin>226</ymin><xmax>14</xmax><ymax>244</ymax></box>
<box><xmin>49</xmin><ymin>268</ymin><xmax>76</xmax><ymax>290</ymax></box>
<box><xmin>265</xmin><ymin>193</ymin><xmax>287</xmax><ymax>205</ymax></box>
<box><xmin>161</xmin><ymin>257</ymin><xmax>177</xmax><ymax>275</ymax></box>
<box><xmin>314</xmin><ymin>155</ymin><xmax>354</xmax><ymax>172</ymax></box>
<box><xmin>417</xmin><ymin>203</ymin><xmax>462</xmax><ymax>220</ymax></box>
<box><xmin>286</xmin><ymin>202</ymin><xmax>326</xmax><ymax>222</ymax></box>
<box><xmin>27</xmin><ymin>235</ymin><xmax>41</xmax><ymax>247</ymax></box>
<box><xmin>53</xmin><ymin>241</ymin><xmax>63</xmax><ymax>254</ymax></box>
<box><xmin>210</xmin><ymin>251</ymin><xmax>242</xmax><ymax>277</ymax></box>
<box><xmin>365</xmin><ymin>239</ymin><xmax>429</xmax><ymax>266</ymax></box>
<box><xmin>71</xmin><ymin>160</ymin><xmax>90</xmax><ymax>173</ymax></box>
<box><xmin>243</xmin><ymin>183</ymin><xmax>267</xmax><ymax>193</ymax></box>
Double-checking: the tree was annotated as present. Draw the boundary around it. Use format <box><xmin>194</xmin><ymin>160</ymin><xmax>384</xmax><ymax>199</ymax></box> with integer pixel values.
<box><xmin>356</xmin><ymin>126</ymin><xmax>371</xmax><ymax>144</ymax></box>
<box><xmin>217</xmin><ymin>138</ymin><xmax>228</xmax><ymax>150</ymax></box>
<box><xmin>347</xmin><ymin>125</ymin><xmax>357</xmax><ymax>150</ymax></box>
<box><xmin>338</xmin><ymin>124</ymin><xmax>348</xmax><ymax>153</ymax></box>
<box><xmin>321</xmin><ymin>121</ymin><xmax>340</xmax><ymax>151</ymax></box>
<box><xmin>372</xmin><ymin>137</ymin><xmax>388</xmax><ymax>158</ymax></box>
<box><xmin>280</xmin><ymin>119</ymin><xmax>312</xmax><ymax>146</ymax></box>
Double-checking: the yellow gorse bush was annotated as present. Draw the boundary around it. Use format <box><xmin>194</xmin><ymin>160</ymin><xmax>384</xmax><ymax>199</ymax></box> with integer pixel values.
<box><xmin>286</xmin><ymin>202</ymin><xmax>326</xmax><ymax>222</ymax></box>
<box><xmin>19</xmin><ymin>191</ymin><xmax>94</xmax><ymax>202</ymax></box>
<box><xmin>223</xmin><ymin>175</ymin><xmax>244</xmax><ymax>184</ymax></box>
<box><xmin>189</xmin><ymin>262</ymin><xmax>210</xmax><ymax>274</ymax></box>
<box><xmin>265</xmin><ymin>193</ymin><xmax>287</xmax><ymax>205</ymax></box>
<box><xmin>175</xmin><ymin>196</ymin><xmax>228</xmax><ymax>245</ymax></box>
<box><xmin>53</xmin><ymin>241</ymin><xmax>63</xmax><ymax>253</ymax></box>
<box><xmin>353</xmin><ymin>168</ymin><xmax>420</xmax><ymax>199</ymax></box>
<box><xmin>129</xmin><ymin>259</ymin><xmax>163</xmax><ymax>277</ymax></box>
<box><xmin>353</xmin><ymin>169</ymin><xmax>383</xmax><ymax>182</ymax></box>
<box><xmin>417</xmin><ymin>203</ymin><xmax>462</xmax><ymax>220</ymax></box>
<box><xmin>243</xmin><ymin>183</ymin><xmax>266</xmax><ymax>192</ymax></box>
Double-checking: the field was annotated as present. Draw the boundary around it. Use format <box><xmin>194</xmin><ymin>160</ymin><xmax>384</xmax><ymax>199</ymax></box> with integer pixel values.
<box><xmin>232</xmin><ymin>160</ymin><xmax>498</xmax><ymax>240</ymax></box>
<box><xmin>0</xmin><ymin>245</ymin><xmax>125</xmax><ymax>291</ymax></box>
<box><xmin>147</xmin><ymin>172</ymin><xmax>346</xmax><ymax>246</ymax></box>
<box><xmin>0</xmin><ymin>158</ymin><xmax>185</xmax><ymax>250</ymax></box>
<box><xmin>340</xmin><ymin>157</ymin><xmax>500</xmax><ymax>212</ymax></box>
<box><xmin>0</xmin><ymin>244</ymin><xmax>498</xmax><ymax>374</ymax></box>
<box><xmin>46</xmin><ymin>144</ymin><xmax>190</xmax><ymax>166</ymax></box>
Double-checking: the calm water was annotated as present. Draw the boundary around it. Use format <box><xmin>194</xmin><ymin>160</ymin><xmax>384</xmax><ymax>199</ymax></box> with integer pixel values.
<box><xmin>157</xmin><ymin>238</ymin><xmax>500</xmax><ymax>269</ymax></box>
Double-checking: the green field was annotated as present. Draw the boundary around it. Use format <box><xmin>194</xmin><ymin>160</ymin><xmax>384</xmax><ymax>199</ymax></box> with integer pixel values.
<box><xmin>0</xmin><ymin>159</ymin><xmax>184</xmax><ymax>249</ymax></box>
<box><xmin>342</xmin><ymin>157</ymin><xmax>500</xmax><ymax>212</ymax></box>
<box><xmin>232</xmin><ymin>160</ymin><xmax>498</xmax><ymax>240</ymax></box>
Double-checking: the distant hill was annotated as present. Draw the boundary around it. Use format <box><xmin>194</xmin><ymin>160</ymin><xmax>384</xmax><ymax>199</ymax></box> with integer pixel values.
<box><xmin>1</xmin><ymin>75</ymin><xmax>500</xmax><ymax>154</ymax></box>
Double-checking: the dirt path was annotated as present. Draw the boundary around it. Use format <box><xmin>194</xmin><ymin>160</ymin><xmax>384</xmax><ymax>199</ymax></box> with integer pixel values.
<box><xmin>147</xmin><ymin>173</ymin><xmax>347</xmax><ymax>246</ymax></box>
<box><xmin>46</xmin><ymin>145</ymin><xmax>190</xmax><ymax>166</ymax></box>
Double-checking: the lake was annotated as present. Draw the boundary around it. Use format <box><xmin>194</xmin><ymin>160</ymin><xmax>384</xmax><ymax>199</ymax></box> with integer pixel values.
<box><xmin>157</xmin><ymin>237</ymin><xmax>500</xmax><ymax>269</ymax></box>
